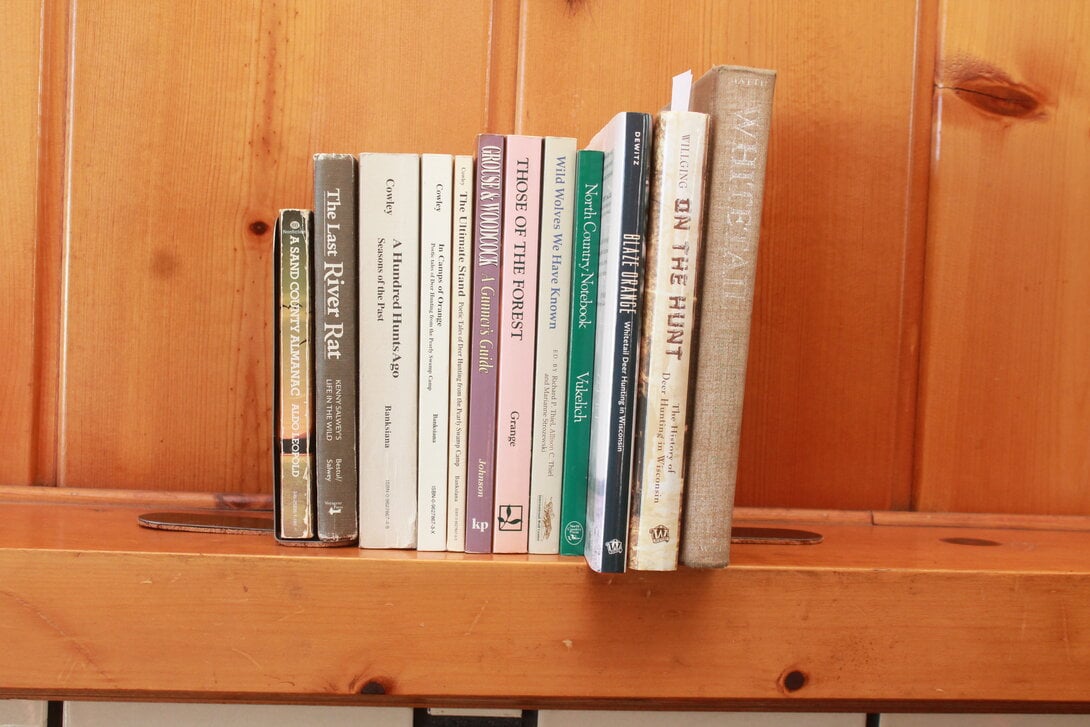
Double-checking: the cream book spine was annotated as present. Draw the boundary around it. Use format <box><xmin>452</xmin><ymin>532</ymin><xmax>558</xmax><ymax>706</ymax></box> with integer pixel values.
<box><xmin>445</xmin><ymin>155</ymin><xmax>475</xmax><ymax>551</ymax></box>
<box><xmin>358</xmin><ymin>152</ymin><xmax>420</xmax><ymax>549</ymax></box>
<box><xmin>629</xmin><ymin>110</ymin><xmax>710</xmax><ymax>571</ymax></box>
<box><xmin>417</xmin><ymin>154</ymin><xmax>453</xmax><ymax>551</ymax></box>
<box><xmin>528</xmin><ymin>136</ymin><xmax>577</xmax><ymax>554</ymax></box>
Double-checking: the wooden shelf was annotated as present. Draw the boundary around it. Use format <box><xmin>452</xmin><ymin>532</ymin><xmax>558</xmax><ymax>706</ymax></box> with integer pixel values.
<box><xmin>2</xmin><ymin>491</ymin><xmax>1090</xmax><ymax>710</ymax></box>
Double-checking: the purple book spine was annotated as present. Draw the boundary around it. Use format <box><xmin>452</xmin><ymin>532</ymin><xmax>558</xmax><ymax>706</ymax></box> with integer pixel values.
<box><xmin>464</xmin><ymin>135</ymin><xmax>506</xmax><ymax>552</ymax></box>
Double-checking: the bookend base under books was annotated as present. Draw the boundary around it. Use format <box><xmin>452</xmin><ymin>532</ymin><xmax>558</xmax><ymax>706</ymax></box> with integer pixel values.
<box><xmin>136</xmin><ymin>511</ymin><xmax>823</xmax><ymax>546</ymax></box>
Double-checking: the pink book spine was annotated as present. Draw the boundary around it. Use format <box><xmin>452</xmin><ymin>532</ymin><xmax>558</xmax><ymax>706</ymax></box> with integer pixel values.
<box><xmin>492</xmin><ymin>135</ymin><xmax>544</xmax><ymax>553</ymax></box>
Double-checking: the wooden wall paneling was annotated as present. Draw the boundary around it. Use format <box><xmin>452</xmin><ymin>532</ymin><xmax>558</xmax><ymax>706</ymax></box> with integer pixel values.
<box><xmin>916</xmin><ymin>1</ymin><xmax>1090</xmax><ymax>513</ymax></box>
<box><xmin>0</xmin><ymin>1</ymin><xmax>44</xmax><ymax>486</ymax></box>
<box><xmin>517</xmin><ymin>1</ymin><xmax>930</xmax><ymax>510</ymax></box>
<box><xmin>59</xmin><ymin>0</ymin><xmax>496</xmax><ymax>491</ymax></box>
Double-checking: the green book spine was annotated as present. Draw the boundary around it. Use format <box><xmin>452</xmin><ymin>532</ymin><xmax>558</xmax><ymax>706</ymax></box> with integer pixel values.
<box><xmin>559</xmin><ymin>150</ymin><xmax>604</xmax><ymax>556</ymax></box>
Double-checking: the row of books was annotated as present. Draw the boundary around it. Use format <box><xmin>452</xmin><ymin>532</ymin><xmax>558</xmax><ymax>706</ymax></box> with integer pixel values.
<box><xmin>273</xmin><ymin>66</ymin><xmax>775</xmax><ymax>572</ymax></box>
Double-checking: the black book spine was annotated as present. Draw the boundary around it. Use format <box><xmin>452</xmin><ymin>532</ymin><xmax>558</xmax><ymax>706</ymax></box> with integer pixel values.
<box><xmin>313</xmin><ymin>154</ymin><xmax>359</xmax><ymax>543</ymax></box>
<box><xmin>599</xmin><ymin>113</ymin><xmax>652</xmax><ymax>572</ymax></box>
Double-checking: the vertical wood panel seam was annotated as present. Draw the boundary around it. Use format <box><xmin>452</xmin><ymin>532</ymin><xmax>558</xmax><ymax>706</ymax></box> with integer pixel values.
<box><xmin>512</xmin><ymin>0</ymin><xmax>530</xmax><ymax>132</ymax></box>
<box><xmin>485</xmin><ymin>0</ymin><xmax>520</xmax><ymax>134</ymax></box>
<box><xmin>56</xmin><ymin>0</ymin><xmax>78</xmax><ymax>488</ymax></box>
<box><xmin>31</xmin><ymin>0</ymin><xmax>74</xmax><ymax>487</ymax></box>
<box><xmin>901</xmin><ymin>0</ymin><xmax>941</xmax><ymax>511</ymax></box>
<box><xmin>30</xmin><ymin>0</ymin><xmax>49</xmax><ymax>485</ymax></box>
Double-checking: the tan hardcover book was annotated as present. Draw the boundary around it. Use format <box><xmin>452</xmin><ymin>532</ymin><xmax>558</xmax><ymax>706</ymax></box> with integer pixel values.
<box><xmin>681</xmin><ymin>65</ymin><xmax>776</xmax><ymax>568</ymax></box>
<box><xmin>629</xmin><ymin>110</ymin><xmax>710</xmax><ymax>571</ymax></box>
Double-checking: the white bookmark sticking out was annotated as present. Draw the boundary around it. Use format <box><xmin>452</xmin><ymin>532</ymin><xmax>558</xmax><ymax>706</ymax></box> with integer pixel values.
<box><xmin>671</xmin><ymin>69</ymin><xmax>693</xmax><ymax>111</ymax></box>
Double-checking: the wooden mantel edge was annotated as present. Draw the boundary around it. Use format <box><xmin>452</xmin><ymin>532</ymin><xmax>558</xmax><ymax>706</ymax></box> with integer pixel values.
<box><xmin>1</xmin><ymin>689</ymin><xmax>1089</xmax><ymax>714</ymax></box>
<box><xmin>5</xmin><ymin>500</ymin><xmax>1090</xmax><ymax>705</ymax></box>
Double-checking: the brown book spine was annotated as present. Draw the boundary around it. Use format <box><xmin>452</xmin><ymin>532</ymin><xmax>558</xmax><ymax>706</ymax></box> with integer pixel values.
<box><xmin>681</xmin><ymin>66</ymin><xmax>776</xmax><ymax>568</ymax></box>
<box><xmin>313</xmin><ymin>154</ymin><xmax>359</xmax><ymax>544</ymax></box>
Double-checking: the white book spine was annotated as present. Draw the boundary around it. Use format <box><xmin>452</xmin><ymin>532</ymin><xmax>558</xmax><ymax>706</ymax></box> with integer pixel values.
<box><xmin>418</xmin><ymin>154</ymin><xmax>453</xmax><ymax>551</ymax></box>
<box><xmin>629</xmin><ymin>111</ymin><xmax>710</xmax><ymax>571</ymax></box>
<box><xmin>528</xmin><ymin>137</ymin><xmax>577</xmax><ymax>554</ymax></box>
<box><xmin>359</xmin><ymin>153</ymin><xmax>420</xmax><ymax>549</ymax></box>
<box><xmin>446</xmin><ymin>155</ymin><xmax>474</xmax><ymax>551</ymax></box>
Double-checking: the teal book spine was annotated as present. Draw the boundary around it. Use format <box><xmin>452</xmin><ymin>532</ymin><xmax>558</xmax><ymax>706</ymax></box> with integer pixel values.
<box><xmin>558</xmin><ymin>150</ymin><xmax>604</xmax><ymax>556</ymax></box>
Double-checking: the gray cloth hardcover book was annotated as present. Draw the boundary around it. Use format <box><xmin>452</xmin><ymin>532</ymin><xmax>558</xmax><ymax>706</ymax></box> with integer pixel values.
<box><xmin>681</xmin><ymin>65</ymin><xmax>776</xmax><ymax>568</ymax></box>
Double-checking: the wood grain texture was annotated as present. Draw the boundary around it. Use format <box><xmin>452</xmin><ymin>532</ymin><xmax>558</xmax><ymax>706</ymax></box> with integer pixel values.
<box><xmin>916</xmin><ymin>1</ymin><xmax>1090</xmax><ymax>513</ymax></box>
<box><xmin>517</xmin><ymin>1</ymin><xmax>927</xmax><ymax>510</ymax></box>
<box><xmin>59</xmin><ymin>0</ymin><xmax>494</xmax><ymax>491</ymax></box>
<box><xmin>0</xmin><ymin>2</ymin><xmax>43</xmax><ymax>486</ymax></box>
<box><xmin>4</xmin><ymin>500</ymin><xmax>1090</xmax><ymax>707</ymax></box>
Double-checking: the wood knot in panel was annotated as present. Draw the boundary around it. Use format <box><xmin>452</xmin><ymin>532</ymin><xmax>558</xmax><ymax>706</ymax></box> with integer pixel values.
<box><xmin>350</xmin><ymin>674</ymin><xmax>394</xmax><ymax>695</ymax></box>
<box><xmin>149</xmin><ymin>249</ymin><xmax>179</xmax><ymax>280</ymax></box>
<box><xmin>778</xmin><ymin>667</ymin><xmax>808</xmax><ymax>694</ymax></box>
<box><xmin>941</xmin><ymin>57</ymin><xmax>1048</xmax><ymax>121</ymax></box>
